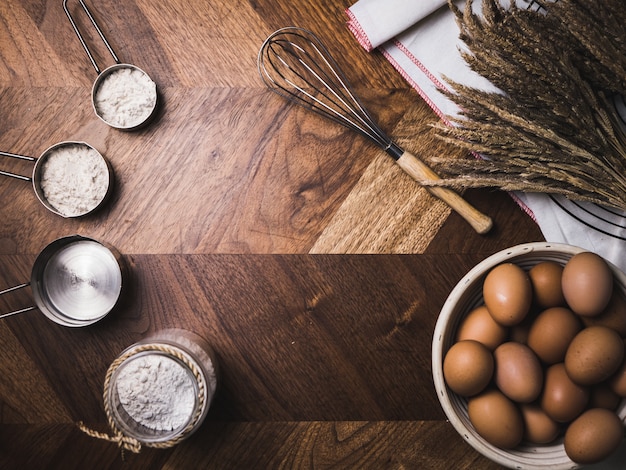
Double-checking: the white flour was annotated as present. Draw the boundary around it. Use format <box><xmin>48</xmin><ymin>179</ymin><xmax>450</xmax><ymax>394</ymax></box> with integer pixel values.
<box><xmin>116</xmin><ymin>354</ymin><xmax>196</xmax><ymax>431</ymax></box>
<box><xmin>39</xmin><ymin>144</ymin><xmax>109</xmax><ymax>217</ymax></box>
<box><xmin>94</xmin><ymin>67</ymin><xmax>157</xmax><ymax>128</ymax></box>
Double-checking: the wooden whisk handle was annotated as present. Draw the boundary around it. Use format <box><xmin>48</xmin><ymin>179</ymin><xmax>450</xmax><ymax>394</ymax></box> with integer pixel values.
<box><xmin>395</xmin><ymin>151</ymin><xmax>493</xmax><ymax>234</ymax></box>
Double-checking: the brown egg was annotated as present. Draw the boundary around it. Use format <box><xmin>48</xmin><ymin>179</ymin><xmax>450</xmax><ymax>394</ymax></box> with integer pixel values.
<box><xmin>456</xmin><ymin>305</ymin><xmax>508</xmax><ymax>350</ymax></box>
<box><xmin>609</xmin><ymin>340</ymin><xmax>626</xmax><ymax>397</ymax></box>
<box><xmin>528</xmin><ymin>261</ymin><xmax>565</xmax><ymax>308</ymax></box>
<box><xmin>582</xmin><ymin>290</ymin><xmax>626</xmax><ymax>337</ymax></box>
<box><xmin>562</xmin><ymin>252</ymin><xmax>613</xmax><ymax>317</ymax></box>
<box><xmin>494</xmin><ymin>342</ymin><xmax>543</xmax><ymax>403</ymax></box>
<box><xmin>520</xmin><ymin>403</ymin><xmax>561</xmax><ymax>444</ymax></box>
<box><xmin>483</xmin><ymin>263</ymin><xmax>532</xmax><ymax>326</ymax></box>
<box><xmin>564</xmin><ymin>326</ymin><xmax>624</xmax><ymax>386</ymax></box>
<box><xmin>443</xmin><ymin>340</ymin><xmax>494</xmax><ymax>397</ymax></box>
<box><xmin>467</xmin><ymin>389</ymin><xmax>524</xmax><ymax>449</ymax></box>
<box><xmin>541</xmin><ymin>363</ymin><xmax>589</xmax><ymax>423</ymax></box>
<box><xmin>589</xmin><ymin>383</ymin><xmax>621</xmax><ymax>410</ymax></box>
<box><xmin>564</xmin><ymin>408</ymin><xmax>624</xmax><ymax>464</ymax></box>
<box><xmin>527</xmin><ymin>307</ymin><xmax>582</xmax><ymax>364</ymax></box>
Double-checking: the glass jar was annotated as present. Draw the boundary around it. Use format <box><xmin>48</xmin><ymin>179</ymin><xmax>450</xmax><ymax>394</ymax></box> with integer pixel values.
<box><xmin>104</xmin><ymin>329</ymin><xmax>218</xmax><ymax>448</ymax></box>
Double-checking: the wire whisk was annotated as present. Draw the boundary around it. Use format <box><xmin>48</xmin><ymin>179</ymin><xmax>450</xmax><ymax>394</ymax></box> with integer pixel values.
<box><xmin>258</xmin><ymin>27</ymin><xmax>492</xmax><ymax>234</ymax></box>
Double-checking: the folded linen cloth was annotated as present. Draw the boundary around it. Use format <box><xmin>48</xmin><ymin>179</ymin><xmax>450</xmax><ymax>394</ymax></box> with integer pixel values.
<box><xmin>347</xmin><ymin>0</ymin><xmax>447</xmax><ymax>52</ymax></box>
<box><xmin>347</xmin><ymin>0</ymin><xmax>626</xmax><ymax>273</ymax></box>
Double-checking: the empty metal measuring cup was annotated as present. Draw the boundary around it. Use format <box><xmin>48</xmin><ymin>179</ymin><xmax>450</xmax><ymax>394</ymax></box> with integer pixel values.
<box><xmin>63</xmin><ymin>0</ymin><xmax>158</xmax><ymax>130</ymax></box>
<box><xmin>0</xmin><ymin>141</ymin><xmax>114</xmax><ymax>217</ymax></box>
<box><xmin>0</xmin><ymin>235</ymin><xmax>125</xmax><ymax>327</ymax></box>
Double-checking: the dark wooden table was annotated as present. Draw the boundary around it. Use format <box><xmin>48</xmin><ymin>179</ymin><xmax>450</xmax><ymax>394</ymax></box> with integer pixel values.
<box><xmin>0</xmin><ymin>0</ymin><xmax>543</xmax><ymax>468</ymax></box>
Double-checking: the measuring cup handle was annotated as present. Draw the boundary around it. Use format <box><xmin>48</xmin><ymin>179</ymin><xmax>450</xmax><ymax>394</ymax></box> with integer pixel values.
<box><xmin>0</xmin><ymin>151</ymin><xmax>35</xmax><ymax>181</ymax></box>
<box><xmin>0</xmin><ymin>170</ymin><xmax>31</xmax><ymax>182</ymax></box>
<box><xmin>63</xmin><ymin>0</ymin><xmax>120</xmax><ymax>75</ymax></box>
<box><xmin>0</xmin><ymin>283</ymin><xmax>36</xmax><ymax>319</ymax></box>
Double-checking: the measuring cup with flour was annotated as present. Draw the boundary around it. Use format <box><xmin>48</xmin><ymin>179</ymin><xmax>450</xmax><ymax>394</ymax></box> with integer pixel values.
<box><xmin>0</xmin><ymin>141</ymin><xmax>113</xmax><ymax>217</ymax></box>
<box><xmin>64</xmin><ymin>0</ymin><xmax>158</xmax><ymax>130</ymax></box>
<box><xmin>0</xmin><ymin>235</ymin><xmax>124</xmax><ymax>327</ymax></box>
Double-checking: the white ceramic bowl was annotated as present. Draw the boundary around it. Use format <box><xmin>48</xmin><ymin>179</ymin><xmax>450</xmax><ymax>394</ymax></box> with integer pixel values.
<box><xmin>432</xmin><ymin>242</ymin><xmax>626</xmax><ymax>470</ymax></box>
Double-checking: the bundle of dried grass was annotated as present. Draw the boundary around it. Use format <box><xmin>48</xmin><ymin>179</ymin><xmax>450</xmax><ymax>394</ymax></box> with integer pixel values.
<box><xmin>428</xmin><ymin>0</ymin><xmax>626</xmax><ymax>209</ymax></box>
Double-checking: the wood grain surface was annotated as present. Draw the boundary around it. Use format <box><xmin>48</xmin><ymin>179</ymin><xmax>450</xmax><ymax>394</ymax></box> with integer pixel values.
<box><xmin>0</xmin><ymin>0</ymin><xmax>543</xmax><ymax>468</ymax></box>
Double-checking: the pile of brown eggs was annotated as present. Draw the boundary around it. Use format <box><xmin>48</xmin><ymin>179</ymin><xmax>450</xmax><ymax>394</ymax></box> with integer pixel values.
<box><xmin>443</xmin><ymin>251</ymin><xmax>626</xmax><ymax>465</ymax></box>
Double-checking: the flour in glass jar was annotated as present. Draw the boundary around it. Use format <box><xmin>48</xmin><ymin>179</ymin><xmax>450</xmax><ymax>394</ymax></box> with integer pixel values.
<box><xmin>115</xmin><ymin>354</ymin><xmax>196</xmax><ymax>431</ymax></box>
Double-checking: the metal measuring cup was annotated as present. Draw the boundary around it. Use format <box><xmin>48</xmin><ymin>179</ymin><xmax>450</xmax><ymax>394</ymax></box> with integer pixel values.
<box><xmin>0</xmin><ymin>235</ymin><xmax>125</xmax><ymax>327</ymax></box>
<box><xmin>0</xmin><ymin>141</ymin><xmax>114</xmax><ymax>218</ymax></box>
<box><xmin>63</xmin><ymin>0</ymin><xmax>158</xmax><ymax>130</ymax></box>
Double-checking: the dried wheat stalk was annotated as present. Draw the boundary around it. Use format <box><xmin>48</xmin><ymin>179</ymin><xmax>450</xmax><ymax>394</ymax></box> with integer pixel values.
<box><xmin>427</xmin><ymin>0</ymin><xmax>626</xmax><ymax>209</ymax></box>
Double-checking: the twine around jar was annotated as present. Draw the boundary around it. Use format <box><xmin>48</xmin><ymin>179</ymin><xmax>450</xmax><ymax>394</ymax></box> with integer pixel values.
<box><xmin>78</xmin><ymin>342</ymin><xmax>207</xmax><ymax>453</ymax></box>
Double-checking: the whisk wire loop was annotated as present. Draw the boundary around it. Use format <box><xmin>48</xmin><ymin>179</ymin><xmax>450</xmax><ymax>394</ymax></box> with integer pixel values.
<box><xmin>259</xmin><ymin>27</ymin><xmax>393</xmax><ymax>151</ymax></box>
<box><xmin>297</xmin><ymin>39</ymin><xmax>387</xmax><ymax>147</ymax></box>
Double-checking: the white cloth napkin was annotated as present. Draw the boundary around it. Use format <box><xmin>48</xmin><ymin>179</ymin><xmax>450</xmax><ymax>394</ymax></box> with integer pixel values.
<box><xmin>347</xmin><ymin>0</ymin><xmax>448</xmax><ymax>51</ymax></box>
<box><xmin>347</xmin><ymin>0</ymin><xmax>626</xmax><ymax>273</ymax></box>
